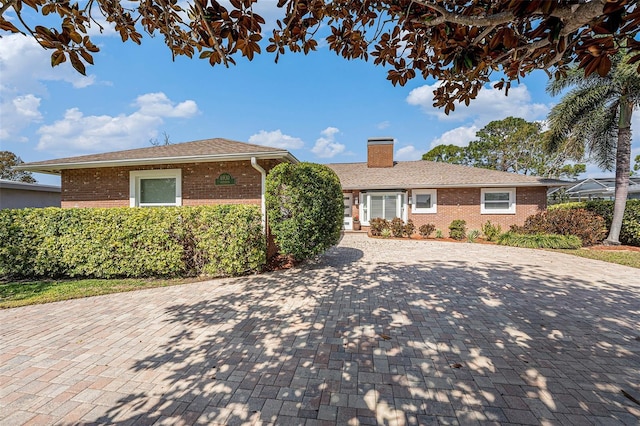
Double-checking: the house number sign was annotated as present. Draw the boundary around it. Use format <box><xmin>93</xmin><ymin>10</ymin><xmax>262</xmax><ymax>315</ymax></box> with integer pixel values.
<box><xmin>215</xmin><ymin>173</ymin><xmax>236</xmax><ymax>185</ymax></box>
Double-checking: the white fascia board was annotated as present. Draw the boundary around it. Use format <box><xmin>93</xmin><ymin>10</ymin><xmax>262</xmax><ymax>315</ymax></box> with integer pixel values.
<box><xmin>16</xmin><ymin>151</ymin><xmax>299</xmax><ymax>174</ymax></box>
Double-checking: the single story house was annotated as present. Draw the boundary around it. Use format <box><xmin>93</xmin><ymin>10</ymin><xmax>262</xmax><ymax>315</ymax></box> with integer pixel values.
<box><xmin>18</xmin><ymin>137</ymin><xmax>564</xmax><ymax>234</ymax></box>
<box><xmin>548</xmin><ymin>177</ymin><xmax>640</xmax><ymax>202</ymax></box>
<box><xmin>16</xmin><ymin>138</ymin><xmax>299</xmax><ymax>232</ymax></box>
<box><xmin>0</xmin><ymin>179</ymin><xmax>61</xmax><ymax>209</ymax></box>
<box><xmin>326</xmin><ymin>138</ymin><xmax>566</xmax><ymax>232</ymax></box>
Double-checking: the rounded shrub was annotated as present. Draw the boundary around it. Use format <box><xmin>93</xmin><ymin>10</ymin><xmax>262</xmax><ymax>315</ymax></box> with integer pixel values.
<box><xmin>448</xmin><ymin>219</ymin><xmax>467</xmax><ymax>240</ymax></box>
<box><xmin>548</xmin><ymin>200</ymin><xmax>640</xmax><ymax>247</ymax></box>
<box><xmin>418</xmin><ymin>223</ymin><xmax>435</xmax><ymax>238</ymax></box>
<box><xmin>369</xmin><ymin>218</ymin><xmax>389</xmax><ymax>236</ymax></box>
<box><xmin>265</xmin><ymin>162</ymin><xmax>344</xmax><ymax>261</ymax></box>
<box><xmin>514</xmin><ymin>208</ymin><xmax>607</xmax><ymax>246</ymax></box>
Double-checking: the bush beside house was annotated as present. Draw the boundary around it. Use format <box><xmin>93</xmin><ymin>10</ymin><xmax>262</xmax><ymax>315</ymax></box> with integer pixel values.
<box><xmin>549</xmin><ymin>200</ymin><xmax>640</xmax><ymax>246</ymax></box>
<box><xmin>0</xmin><ymin>205</ymin><xmax>265</xmax><ymax>279</ymax></box>
<box><xmin>266</xmin><ymin>162</ymin><xmax>344</xmax><ymax>261</ymax></box>
<box><xmin>510</xmin><ymin>208</ymin><xmax>607</xmax><ymax>246</ymax></box>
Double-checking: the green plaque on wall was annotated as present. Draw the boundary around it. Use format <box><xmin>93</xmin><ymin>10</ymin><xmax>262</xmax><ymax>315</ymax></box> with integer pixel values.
<box><xmin>215</xmin><ymin>173</ymin><xmax>236</xmax><ymax>185</ymax></box>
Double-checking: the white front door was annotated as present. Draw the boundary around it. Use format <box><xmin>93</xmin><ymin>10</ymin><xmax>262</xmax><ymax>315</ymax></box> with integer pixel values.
<box><xmin>343</xmin><ymin>193</ymin><xmax>353</xmax><ymax>230</ymax></box>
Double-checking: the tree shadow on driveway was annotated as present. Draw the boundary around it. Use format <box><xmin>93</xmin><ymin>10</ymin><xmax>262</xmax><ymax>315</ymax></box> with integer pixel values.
<box><xmin>85</xmin><ymin>244</ymin><xmax>640</xmax><ymax>425</ymax></box>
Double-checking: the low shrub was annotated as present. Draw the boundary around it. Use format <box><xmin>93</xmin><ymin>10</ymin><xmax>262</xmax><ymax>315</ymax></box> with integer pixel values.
<box><xmin>498</xmin><ymin>232</ymin><xmax>582</xmax><ymax>249</ymax></box>
<box><xmin>467</xmin><ymin>229</ymin><xmax>480</xmax><ymax>243</ymax></box>
<box><xmin>369</xmin><ymin>218</ymin><xmax>389</xmax><ymax>236</ymax></box>
<box><xmin>390</xmin><ymin>217</ymin><xmax>405</xmax><ymax>238</ymax></box>
<box><xmin>418</xmin><ymin>223</ymin><xmax>436</xmax><ymax>238</ymax></box>
<box><xmin>404</xmin><ymin>219</ymin><xmax>416</xmax><ymax>237</ymax></box>
<box><xmin>549</xmin><ymin>200</ymin><xmax>640</xmax><ymax>246</ymax></box>
<box><xmin>448</xmin><ymin>219</ymin><xmax>467</xmax><ymax>240</ymax></box>
<box><xmin>481</xmin><ymin>221</ymin><xmax>502</xmax><ymax>242</ymax></box>
<box><xmin>435</xmin><ymin>229</ymin><xmax>443</xmax><ymax>239</ymax></box>
<box><xmin>381</xmin><ymin>228</ymin><xmax>392</xmax><ymax>238</ymax></box>
<box><xmin>0</xmin><ymin>205</ymin><xmax>266</xmax><ymax>279</ymax></box>
<box><xmin>514</xmin><ymin>208</ymin><xmax>607</xmax><ymax>246</ymax></box>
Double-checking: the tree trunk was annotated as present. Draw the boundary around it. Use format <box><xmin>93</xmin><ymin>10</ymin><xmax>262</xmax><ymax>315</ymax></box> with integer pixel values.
<box><xmin>604</xmin><ymin>97</ymin><xmax>633</xmax><ymax>245</ymax></box>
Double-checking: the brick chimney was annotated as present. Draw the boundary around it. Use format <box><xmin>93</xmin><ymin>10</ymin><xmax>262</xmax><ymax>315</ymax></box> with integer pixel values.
<box><xmin>367</xmin><ymin>137</ymin><xmax>395</xmax><ymax>168</ymax></box>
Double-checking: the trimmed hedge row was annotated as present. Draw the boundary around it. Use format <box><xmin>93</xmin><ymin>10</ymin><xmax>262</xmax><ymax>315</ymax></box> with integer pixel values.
<box><xmin>0</xmin><ymin>205</ymin><xmax>265</xmax><ymax>279</ymax></box>
<box><xmin>549</xmin><ymin>200</ymin><xmax>640</xmax><ymax>246</ymax></box>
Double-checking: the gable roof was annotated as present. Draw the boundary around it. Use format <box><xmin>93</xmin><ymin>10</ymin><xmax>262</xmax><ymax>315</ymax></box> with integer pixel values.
<box><xmin>326</xmin><ymin>161</ymin><xmax>566</xmax><ymax>189</ymax></box>
<box><xmin>16</xmin><ymin>138</ymin><xmax>298</xmax><ymax>174</ymax></box>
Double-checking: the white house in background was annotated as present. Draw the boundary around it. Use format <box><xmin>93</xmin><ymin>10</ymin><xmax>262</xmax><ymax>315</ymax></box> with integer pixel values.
<box><xmin>549</xmin><ymin>177</ymin><xmax>640</xmax><ymax>202</ymax></box>
<box><xmin>0</xmin><ymin>179</ymin><xmax>61</xmax><ymax>209</ymax></box>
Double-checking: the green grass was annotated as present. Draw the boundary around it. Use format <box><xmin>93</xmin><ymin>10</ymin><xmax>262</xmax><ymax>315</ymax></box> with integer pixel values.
<box><xmin>0</xmin><ymin>277</ymin><xmax>206</xmax><ymax>309</ymax></box>
<box><xmin>551</xmin><ymin>249</ymin><xmax>640</xmax><ymax>269</ymax></box>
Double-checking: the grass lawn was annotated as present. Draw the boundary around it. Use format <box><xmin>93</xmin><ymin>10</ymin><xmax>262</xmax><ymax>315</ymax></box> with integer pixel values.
<box><xmin>0</xmin><ymin>277</ymin><xmax>206</xmax><ymax>309</ymax></box>
<box><xmin>552</xmin><ymin>248</ymin><xmax>640</xmax><ymax>269</ymax></box>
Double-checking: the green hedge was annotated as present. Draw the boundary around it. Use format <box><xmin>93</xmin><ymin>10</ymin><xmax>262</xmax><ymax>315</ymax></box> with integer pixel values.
<box><xmin>0</xmin><ymin>205</ymin><xmax>265</xmax><ymax>279</ymax></box>
<box><xmin>266</xmin><ymin>162</ymin><xmax>343</xmax><ymax>261</ymax></box>
<box><xmin>549</xmin><ymin>200</ymin><xmax>640</xmax><ymax>246</ymax></box>
<box><xmin>498</xmin><ymin>232</ymin><xmax>583</xmax><ymax>249</ymax></box>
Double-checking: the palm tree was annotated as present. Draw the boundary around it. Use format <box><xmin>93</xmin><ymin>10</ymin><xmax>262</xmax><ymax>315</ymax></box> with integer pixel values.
<box><xmin>547</xmin><ymin>54</ymin><xmax>640</xmax><ymax>245</ymax></box>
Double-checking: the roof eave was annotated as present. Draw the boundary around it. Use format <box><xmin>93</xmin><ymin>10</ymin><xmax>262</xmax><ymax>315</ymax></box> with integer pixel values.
<box><xmin>341</xmin><ymin>182</ymin><xmax>565</xmax><ymax>190</ymax></box>
<box><xmin>16</xmin><ymin>151</ymin><xmax>298</xmax><ymax>174</ymax></box>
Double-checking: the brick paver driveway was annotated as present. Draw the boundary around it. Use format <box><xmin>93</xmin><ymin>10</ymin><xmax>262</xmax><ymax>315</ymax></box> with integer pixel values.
<box><xmin>1</xmin><ymin>234</ymin><xmax>639</xmax><ymax>425</ymax></box>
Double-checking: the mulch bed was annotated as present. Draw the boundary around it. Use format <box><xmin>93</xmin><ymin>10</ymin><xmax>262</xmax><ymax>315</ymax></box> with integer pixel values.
<box><xmin>264</xmin><ymin>254</ymin><xmax>299</xmax><ymax>271</ymax></box>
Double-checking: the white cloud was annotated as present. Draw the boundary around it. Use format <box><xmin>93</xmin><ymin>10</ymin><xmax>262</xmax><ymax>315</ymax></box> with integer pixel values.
<box><xmin>395</xmin><ymin>145</ymin><xmax>422</xmax><ymax>161</ymax></box>
<box><xmin>0</xmin><ymin>34</ymin><xmax>95</xmax><ymax>94</ymax></box>
<box><xmin>248</xmin><ymin>129</ymin><xmax>304</xmax><ymax>149</ymax></box>
<box><xmin>36</xmin><ymin>93</ymin><xmax>199</xmax><ymax>155</ymax></box>
<box><xmin>312</xmin><ymin>127</ymin><xmax>346</xmax><ymax>158</ymax></box>
<box><xmin>377</xmin><ymin>121</ymin><xmax>390</xmax><ymax>129</ymax></box>
<box><xmin>0</xmin><ymin>94</ymin><xmax>43</xmax><ymax>141</ymax></box>
<box><xmin>407</xmin><ymin>82</ymin><xmax>549</xmax><ymax>123</ymax></box>
<box><xmin>429</xmin><ymin>125</ymin><xmax>479</xmax><ymax>149</ymax></box>
<box><xmin>134</xmin><ymin>92</ymin><xmax>198</xmax><ymax>118</ymax></box>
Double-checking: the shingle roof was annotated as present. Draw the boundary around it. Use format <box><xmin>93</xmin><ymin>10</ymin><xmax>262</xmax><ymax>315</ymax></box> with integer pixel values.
<box><xmin>17</xmin><ymin>138</ymin><xmax>297</xmax><ymax>173</ymax></box>
<box><xmin>326</xmin><ymin>161</ymin><xmax>566</xmax><ymax>189</ymax></box>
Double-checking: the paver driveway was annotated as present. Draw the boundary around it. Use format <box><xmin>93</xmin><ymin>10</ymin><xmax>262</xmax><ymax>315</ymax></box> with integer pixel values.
<box><xmin>1</xmin><ymin>234</ymin><xmax>639</xmax><ymax>425</ymax></box>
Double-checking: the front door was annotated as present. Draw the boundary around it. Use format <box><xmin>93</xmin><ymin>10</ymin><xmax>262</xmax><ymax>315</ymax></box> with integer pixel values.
<box><xmin>343</xmin><ymin>193</ymin><xmax>353</xmax><ymax>230</ymax></box>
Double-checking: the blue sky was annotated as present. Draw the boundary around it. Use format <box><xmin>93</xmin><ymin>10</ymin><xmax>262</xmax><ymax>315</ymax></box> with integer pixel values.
<box><xmin>1</xmin><ymin>5</ymin><xmax>639</xmax><ymax>186</ymax></box>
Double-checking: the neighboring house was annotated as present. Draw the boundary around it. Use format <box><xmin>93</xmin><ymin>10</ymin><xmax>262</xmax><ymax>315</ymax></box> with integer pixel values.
<box><xmin>16</xmin><ymin>139</ymin><xmax>299</xmax><ymax>231</ymax></box>
<box><xmin>548</xmin><ymin>177</ymin><xmax>640</xmax><ymax>202</ymax></box>
<box><xmin>0</xmin><ymin>179</ymin><xmax>61</xmax><ymax>209</ymax></box>
<box><xmin>326</xmin><ymin>138</ymin><xmax>566</xmax><ymax>232</ymax></box>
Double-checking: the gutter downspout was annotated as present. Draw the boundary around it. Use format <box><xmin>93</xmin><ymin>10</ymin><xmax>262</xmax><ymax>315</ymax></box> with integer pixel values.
<box><xmin>250</xmin><ymin>157</ymin><xmax>266</xmax><ymax>235</ymax></box>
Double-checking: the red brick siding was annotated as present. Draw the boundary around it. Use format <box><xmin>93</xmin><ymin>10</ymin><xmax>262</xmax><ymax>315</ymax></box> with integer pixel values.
<box><xmin>348</xmin><ymin>187</ymin><xmax>547</xmax><ymax>232</ymax></box>
<box><xmin>60</xmin><ymin>159</ymin><xmax>280</xmax><ymax>208</ymax></box>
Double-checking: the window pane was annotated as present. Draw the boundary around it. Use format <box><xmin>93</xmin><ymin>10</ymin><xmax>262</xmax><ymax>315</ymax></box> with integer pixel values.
<box><xmin>416</xmin><ymin>194</ymin><xmax>431</xmax><ymax>209</ymax></box>
<box><xmin>370</xmin><ymin>196</ymin><xmax>384</xmax><ymax>219</ymax></box>
<box><xmin>140</xmin><ymin>178</ymin><xmax>176</xmax><ymax>204</ymax></box>
<box><xmin>485</xmin><ymin>192</ymin><xmax>509</xmax><ymax>201</ymax></box>
<box><xmin>484</xmin><ymin>201</ymin><xmax>510</xmax><ymax>210</ymax></box>
<box><xmin>343</xmin><ymin>196</ymin><xmax>351</xmax><ymax>217</ymax></box>
<box><xmin>385</xmin><ymin>195</ymin><xmax>397</xmax><ymax>220</ymax></box>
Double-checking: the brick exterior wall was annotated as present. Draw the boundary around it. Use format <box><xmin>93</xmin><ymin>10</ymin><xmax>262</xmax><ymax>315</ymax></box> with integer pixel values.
<box><xmin>60</xmin><ymin>159</ymin><xmax>280</xmax><ymax>208</ymax></box>
<box><xmin>367</xmin><ymin>143</ymin><xmax>394</xmax><ymax>168</ymax></box>
<box><xmin>348</xmin><ymin>187</ymin><xmax>548</xmax><ymax>232</ymax></box>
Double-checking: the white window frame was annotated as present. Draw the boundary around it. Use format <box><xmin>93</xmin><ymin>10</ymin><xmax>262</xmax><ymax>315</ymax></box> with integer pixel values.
<box><xmin>481</xmin><ymin>187</ymin><xmax>516</xmax><ymax>214</ymax></box>
<box><xmin>360</xmin><ymin>192</ymin><xmax>406</xmax><ymax>225</ymax></box>
<box><xmin>412</xmin><ymin>189</ymin><xmax>437</xmax><ymax>214</ymax></box>
<box><xmin>129</xmin><ymin>169</ymin><xmax>182</xmax><ymax>207</ymax></box>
